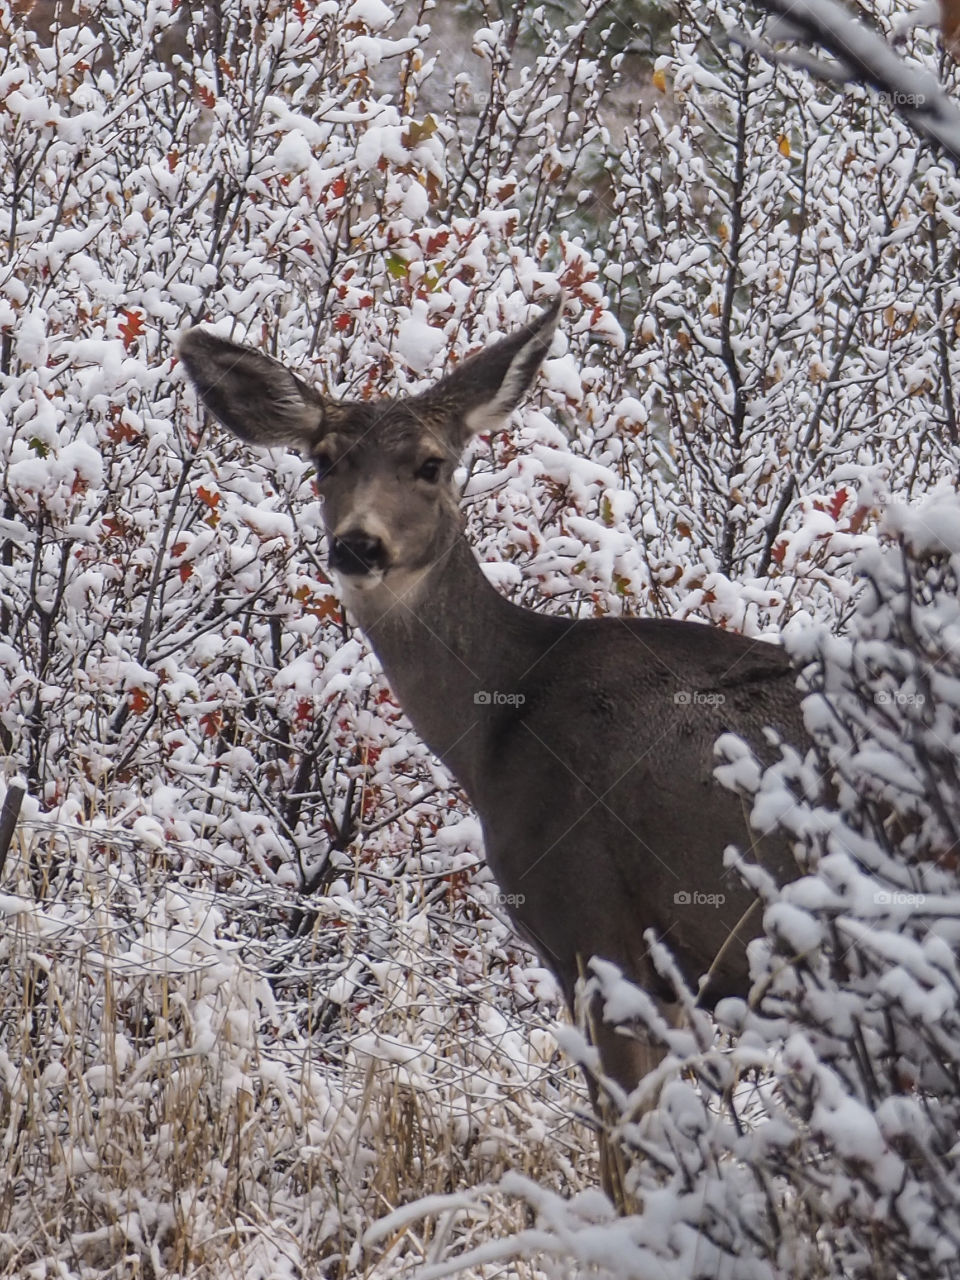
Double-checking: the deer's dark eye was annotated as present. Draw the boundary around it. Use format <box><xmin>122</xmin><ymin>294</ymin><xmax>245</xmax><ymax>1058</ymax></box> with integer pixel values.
<box><xmin>416</xmin><ymin>457</ymin><xmax>444</xmax><ymax>483</ymax></box>
<box><xmin>314</xmin><ymin>450</ymin><xmax>335</xmax><ymax>482</ymax></box>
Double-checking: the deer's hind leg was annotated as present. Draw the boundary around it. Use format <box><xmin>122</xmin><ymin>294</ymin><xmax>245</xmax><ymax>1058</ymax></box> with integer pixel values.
<box><xmin>581</xmin><ymin>996</ymin><xmax>682</xmax><ymax>1207</ymax></box>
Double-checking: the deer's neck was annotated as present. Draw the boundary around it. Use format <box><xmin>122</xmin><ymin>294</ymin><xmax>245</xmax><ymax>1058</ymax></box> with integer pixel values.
<box><xmin>341</xmin><ymin>536</ymin><xmax>551</xmax><ymax>801</ymax></box>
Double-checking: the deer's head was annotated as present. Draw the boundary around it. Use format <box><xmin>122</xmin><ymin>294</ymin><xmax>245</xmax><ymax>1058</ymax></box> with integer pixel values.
<box><xmin>178</xmin><ymin>297</ymin><xmax>561</xmax><ymax>609</ymax></box>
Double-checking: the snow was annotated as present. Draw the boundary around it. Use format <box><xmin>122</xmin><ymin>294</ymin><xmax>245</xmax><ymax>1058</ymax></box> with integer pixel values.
<box><xmin>345</xmin><ymin>0</ymin><xmax>395</xmax><ymax>29</ymax></box>
<box><xmin>764</xmin><ymin>902</ymin><xmax>824</xmax><ymax>955</ymax></box>
<box><xmin>273</xmin><ymin>128</ymin><xmax>314</xmax><ymax>175</ymax></box>
<box><xmin>884</xmin><ymin>492</ymin><xmax>960</xmax><ymax>555</ymax></box>
<box><xmin>394</xmin><ymin>303</ymin><xmax>447</xmax><ymax>372</ymax></box>
<box><xmin>542</xmin><ymin>355</ymin><xmax>583</xmax><ymax>402</ymax></box>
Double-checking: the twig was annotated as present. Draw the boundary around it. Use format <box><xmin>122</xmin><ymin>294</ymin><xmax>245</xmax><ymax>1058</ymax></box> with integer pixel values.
<box><xmin>0</xmin><ymin>780</ymin><xmax>26</xmax><ymax>879</ymax></box>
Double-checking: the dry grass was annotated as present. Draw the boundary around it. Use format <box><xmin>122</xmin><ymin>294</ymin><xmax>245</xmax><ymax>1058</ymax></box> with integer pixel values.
<box><xmin>0</xmin><ymin>819</ymin><xmax>595</xmax><ymax>1278</ymax></box>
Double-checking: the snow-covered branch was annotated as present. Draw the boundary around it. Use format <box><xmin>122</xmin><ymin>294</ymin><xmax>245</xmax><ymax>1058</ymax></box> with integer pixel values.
<box><xmin>750</xmin><ymin>0</ymin><xmax>960</xmax><ymax>163</ymax></box>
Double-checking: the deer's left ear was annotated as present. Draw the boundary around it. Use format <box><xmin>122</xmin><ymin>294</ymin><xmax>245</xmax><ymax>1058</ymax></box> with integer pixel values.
<box><xmin>416</xmin><ymin>294</ymin><xmax>562</xmax><ymax>443</ymax></box>
<box><xmin>178</xmin><ymin>328</ymin><xmax>326</xmax><ymax>450</ymax></box>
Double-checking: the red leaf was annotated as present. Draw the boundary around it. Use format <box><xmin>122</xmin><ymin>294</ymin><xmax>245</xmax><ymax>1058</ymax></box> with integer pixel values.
<box><xmin>197</xmin><ymin>486</ymin><xmax>220</xmax><ymax>509</ymax></box>
<box><xmin>200</xmin><ymin>710</ymin><xmax>222</xmax><ymax>738</ymax></box>
<box><xmin>828</xmin><ymin>486</ymin><xmax>850</xmax><ymax>522</ymax></box>
<box><xmin>197</xmin><ymin>85</ymin><xmax>215</xmax><ymax>108</ymax></box>
<box><xmin>118</xmin><ymin>309</ymin><xmax>144</xmax><ymax>351</ymax></box>
<box><xmin>128</xmin><ymin>688</ymin><xmax>151</xmax><ymax>714</ymax></box>
<box><xmin>107</xmin><ymin>419</ymin><xmax>139</xmax><ymax>444</ymax></box>
<box><xmin>179</xmin><ymin>563</ymin><xmax>193</xmax><ymax>583</ymax></box>
<box><xmin>334</xmin><ymin>314</ymin><xmax>352</xmax><ymax>332</ymax></box>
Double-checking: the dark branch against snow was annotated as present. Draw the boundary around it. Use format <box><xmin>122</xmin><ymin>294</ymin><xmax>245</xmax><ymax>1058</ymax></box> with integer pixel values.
<box><xmin>744</xmin><ymin>0</ymin><xmax>960</xmax><ymax>165</ymax></box>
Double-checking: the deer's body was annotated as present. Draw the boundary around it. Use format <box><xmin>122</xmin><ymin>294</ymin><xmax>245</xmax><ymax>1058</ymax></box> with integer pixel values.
<box><xmin>179</xmin><ymin>297</ymin><xmax>804</xmax><ymax>1097</ymax></box>
<box><xmin>348</xmin><ymin>534</ymin><xmax>799</xmax><ymax>1020</ymax></box>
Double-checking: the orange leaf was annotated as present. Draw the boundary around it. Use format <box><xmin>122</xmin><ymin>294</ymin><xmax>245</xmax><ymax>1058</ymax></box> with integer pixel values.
<box><xmin>310</xmin><ymin>595</ymin><xmax>341</xmax><ymax>622</ymax></box>
<box><xmin>197</xmin><ymin>84</ymin><xmax>215</xmax><ymax>108</ymax></box>
<box><xmin>197</xmin><ymin>485</ymin><xmax>220</xmax><ymax>508</ymax></box>
<box><xmin>107</xmin><ymin>419</ymin><xmax>139</xmax><ymax>444</ymax></box>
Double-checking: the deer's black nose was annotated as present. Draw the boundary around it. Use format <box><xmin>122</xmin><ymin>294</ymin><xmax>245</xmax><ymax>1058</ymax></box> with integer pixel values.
<box><xmin>329</xmin><ymin>531</ymin><xmax>388</xmax><ymax>576</ymax></box>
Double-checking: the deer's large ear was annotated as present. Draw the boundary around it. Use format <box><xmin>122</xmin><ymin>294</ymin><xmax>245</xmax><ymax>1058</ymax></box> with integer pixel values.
<box><xmin>417</xmin><ymin>294</ymin><xmax>562</xmax><ymax>443</ymax></box>
<box><xmin>178</xmin><ymin>328</ymin><xmax>325</xmax><ymax>450</ymax></box>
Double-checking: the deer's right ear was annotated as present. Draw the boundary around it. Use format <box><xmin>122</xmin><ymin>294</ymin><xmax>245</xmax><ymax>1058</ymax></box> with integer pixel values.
<box><xmin>178</xmin><ymin>328</ymin><xmax>325</xmax><ymax>450</ymax></box>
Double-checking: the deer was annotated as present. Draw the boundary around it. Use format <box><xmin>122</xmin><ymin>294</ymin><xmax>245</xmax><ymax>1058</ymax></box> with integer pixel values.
<box><xmin>178</xmin><ymin>296</ymin><xmax>805</xmax><ymax>1155</ymax></box>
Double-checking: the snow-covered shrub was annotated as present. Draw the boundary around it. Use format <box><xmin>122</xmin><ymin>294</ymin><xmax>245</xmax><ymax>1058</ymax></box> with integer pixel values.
<box><xmin>725</xmin><ymin>491</ymin><xmax>960</xmax><ymax>1278</ymax></box>
<box><xmin>2</xmin><ymin>0</ymin><xmax>960</xmax><ymax>1274</ymax></box>
<box><xmin>406</xmin><ymin>493</ymin><xmax>960</xmax><ymax>1280</ymax></box>
<box><xmin>601</xmin><ymin>0</ymin><xmax>960</xmax><ymax>630</ymax></box>
<box><xmin>0</xmin><ymin>800</ymin><xmax>591</xmax><ymax>1276</ymax></box>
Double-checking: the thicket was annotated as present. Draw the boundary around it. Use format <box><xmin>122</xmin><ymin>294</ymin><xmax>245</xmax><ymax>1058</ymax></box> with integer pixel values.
<box><xmin>1</xmin><ymin>0</ymin><xmax>959</xmax><ymax>1274</ymax></box>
